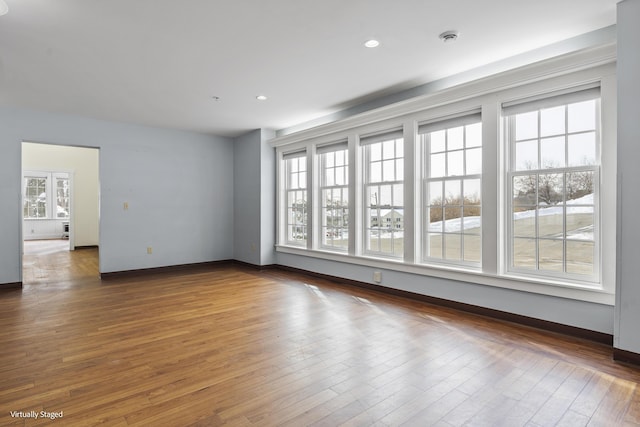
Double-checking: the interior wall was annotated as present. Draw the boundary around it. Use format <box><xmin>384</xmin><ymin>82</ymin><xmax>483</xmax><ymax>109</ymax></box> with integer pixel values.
<box><xmin>232</xmin><ymin>128</ymin><xmax>277</xmax><ymax>266</ymax></box>
<box><xmin>0</xmin><ymin>106</ymin><xmax>234</xmax><ymax>283</ymax></box>
<box><xmin>615</xmin><ymin>0</ymin><xmax>640</xmax><ymax>353</ymax></box>
<box><xmin>22</xmin><ymin>142</ymin><xmax>99</xmax><ymax>246</ymax></box>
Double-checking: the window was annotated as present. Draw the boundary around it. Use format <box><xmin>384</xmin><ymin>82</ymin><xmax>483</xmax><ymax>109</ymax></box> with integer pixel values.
<box><xmin>505</xmin><ymin>88</ymin><xmax>600</xmax><ymax>281</ymax></box>
<box><xmin>318</xmin><ymin>143</ymin><xmax>349</xmax><ymax>251</ymax></box>
<box><xmin>23</xmin><ymin>176</ymin><xmax>47</xmax><ymax>218</ymax></box>
<box><xmin>362</xmin><ymin>131</ymin><xmax>404</xmax><ymax>258</ymax></box>
<box><xmin>283</xmin><ymin>152</ymin><xmax>307</xmax><ymax>246</ymax></box>
<box><xmin>273</xmin><ymin>59</ymin><xmax>614</xmax><ymax>302</ymax></box>
<box><xmin>23</xmin><ymin>172</ymin><xmax>70</xmax><ymax>219</ymax></box>
<box><xmin>420</xmin><ymin>115</ymin><xmax>482</xmax><ymax>265</ymax></box>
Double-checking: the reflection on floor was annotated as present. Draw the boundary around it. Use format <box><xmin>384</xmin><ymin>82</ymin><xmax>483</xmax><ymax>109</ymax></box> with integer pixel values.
<box><xmin>22</xmin><ymin>239</ymin><xmax>99</xmax><ymax>285</ymax></box>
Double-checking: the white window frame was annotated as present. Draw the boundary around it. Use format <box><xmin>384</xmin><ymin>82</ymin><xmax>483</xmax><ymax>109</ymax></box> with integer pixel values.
<box><xmin>23</xmin><ymin>171</ymin><xmax>71</xmax><ymax>220</ymax></box>
<box><xmin>361</xmin><ymin>131</ymin><xmax>405</xmax><ymax>259</ymax></box>
<box><xmin>419</xmin><ymin>113</ymin><xmax>483</xmax><ymax>268</ymax></box>
<box><xmin>282</xmin><ymin>151</ymin><xmax>308</xmax><ymax>247</ymax></box>
<box><xmin>317</xmin><ymin>142</ymin><xmax>349</xmax><ymax>252</ymax></box>
<box><xmin>504</xmin><ymin>88</ymin><xmax>601</xmax><ymax>284</ymax></box>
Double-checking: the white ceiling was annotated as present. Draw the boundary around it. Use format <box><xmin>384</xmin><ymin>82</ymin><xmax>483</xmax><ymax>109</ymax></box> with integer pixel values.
<box><xmin>0</xmin><ymin>0</ymin><xmax>618</xmax><ymax>137</ymax></box>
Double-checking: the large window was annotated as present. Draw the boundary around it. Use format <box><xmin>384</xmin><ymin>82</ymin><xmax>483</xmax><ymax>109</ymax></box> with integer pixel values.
<box><xmin>362</xmin><ymin>132</ymin><xmax>404</xmax><ymax>258</ymax></box>
<box><xmin>318</xmin><ymin>142</ymin><xmax>349</xmax><ymax>251</ymax></box>
<box><xmin>420</xmin><ymin>115</ymin><xmax>482</xmax><ymax>266</ymax></box>
<box><xmin>505</xmin><ymin>88</ymin><xmax>600</xmax><ymax>281</ymax></box>
<box><xmin>23</xmin><ymin>172</ymin><xmax>70</xmax><ymax>219</ymax></box>
<box><xmin>284</xmin><ymin>153</ymin><xmax>307</xmax><ymax>246</ymax></box>
<box><xmin>274</xmin><ymin>61</ymin><xmax>614</xmax><ymax>302</ymax></box>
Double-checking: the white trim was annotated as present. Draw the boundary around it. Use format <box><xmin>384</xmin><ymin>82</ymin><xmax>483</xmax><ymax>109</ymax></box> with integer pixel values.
<box><xmin>275</xmin><ymin>245</ymin><xmax>614</xmax><ymax>305</ymax></box>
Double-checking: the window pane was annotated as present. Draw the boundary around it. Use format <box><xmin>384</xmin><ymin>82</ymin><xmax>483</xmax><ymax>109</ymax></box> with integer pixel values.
<box><xmin>431</xmin><ymin>130</ymin><xmax>446</xmax><ymax>152</ymax></box>
<box><xmin>370</xmin><ymin>143</ymin><xmax>382</xmax><ymax>161</ymax></box>
<box><xmin>395</xmin><ymin>139</ymin><xmax>404</xmax><ymax>158</ymax></box>
<box><xmin>466</xmin><ymin>123</ymin><xmax>482</xmax><ymax>148</ymax></box>
<box><xmin>567</xmin><ymin>171</ymin><xmax>594</xmax><ymax>201</ymax></box>
<box><xmin>540</xmin><ymin>136</ymin><xmax>565</xmax><ymax>168</ymax></box>
<box><xmin>515</xmin><ymin>111</ymin><xmax>538</xmax><ymax>141</ymax></box>
<box><xmin>566</xmin><ymin>206</ymin><xmax>594</xmax><ymax>241</ymax></box>
<box><xmin>382</xmin><ymin>159</ymin><xmax>395</xmax><ymax>181</ymax></box>
<box><xmin>428</xmin><ymin>208</ymin><xmax>444</xmax><ymax>231</ymax></box>
<box><xmin>464</xmin><ymin>234</ymin><xmax>481</xmax><ymax>263</ymax></box>
<box><xmin>539</xmin><ymin>239</ymin><xmax>563</xmax><ymax>272</ymax></box>
<box><xmin>513</xmin><ymin>175</ymin><xmax>537</xmax><ymax>208</ymax></box>
<box><xmin>513</xmin><ymin>207</ymin><xmax>536</xmax><ymax>238</ymax></box>
<box><xmin>335</xmin><ymin>166</ymin><xmax>345</xmax><ymax>186</ymax></box>
<box><xmin>540</xmin><ymin>105</ymin><xmax>565</xmax><ymax>137</ymax></box>
<box><xmin>428</xmin><ymin>233</ymin><xmax>443</xmax><ymax>259</ymax></box>
<box><xmin>325</xmin><ymin>167</ymin><xmax>335</xmax><ymax>186</ymax></box>
<box><xmin>515</xmin><ymin>140</ymin><xmax>538</xmax><ymax>171</ymax></box>
<box><xmin>429</xmin><ymin>181</ymin><xmax>443</xmax><ymax>205</ymax></box>
<box><xmin>463</xmin><ymin>179</ymin><xmax>481</xmax><ymax>204</ymax></box>
<box><xmin>447</xmin><ymin>126</ymin><xmax>464</xmax><ymax>150</ymax></box>
<box><xmin>566</xmin><ymin>241</ymin><xmax>594</xmax><ymax>275</ymax></box>
<box><xmin>393</xmin><ymin>184</ymin><xmax>404</xmax><ymax>207</ymax></box>
<box><xmin>568</xmin><ymin>100</ymin><xmax>596</xmax><ymax>133</ymax></box>
<box><xmin>539</xmin><ymin>207</ymin><xmax>564</xmax><ymax>238</ymax></box>
<box><xmin>466</xmin><ymin>148</ymin><xmax>482</xmax><ymax>175</ymax></box>
<box><xmin>445</xmin><ymin>234</ymin><xmax>461</xmax><ymax>261</ymax></box>
<box><xmin>445</xmin><ymin>180</ymin><xmax>462</xmax><ymax>205</ymax></box>
<box><xmin>568</xmin><ymin>133</ymin><xmax>596</xmax><ymax>166</ymax></box>
<box><xmin>513</xmin><ymin>238</ymin><xmax>536</xmax><ymax>269</ymax></box>
<box><xmin>447</xmin><ymin>150</ymin><xmax>464</xmax><ymax>176</ymax></box>
<box><xmin>370</xmin><ymin>162</ymin><xmax>382</xmax><ymax>182</ymax></box>
<box><xmin>383</xmin><ymin>140</ymin><xmax>395</xmax><ymax>159</ymax></box>
<box><xmin>430</xmin><ymin>153</ymin><xmax>446</xmax><ymax>178</ymax></box>
<box><xmin>538</xmin><ymin>173</ymin><xmax>563</xmax><ymax>206</ymax></box>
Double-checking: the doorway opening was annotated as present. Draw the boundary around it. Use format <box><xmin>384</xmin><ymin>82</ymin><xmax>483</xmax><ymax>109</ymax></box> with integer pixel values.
<box><xmin>21</xmin><ymin>142</ymin><xmax>100</xmax><ymax>284</ymax></box>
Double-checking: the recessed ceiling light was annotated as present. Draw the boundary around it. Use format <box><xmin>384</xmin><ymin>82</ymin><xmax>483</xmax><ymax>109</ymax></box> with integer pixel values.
<box><xmin>0</xmin><ymin>0</ymin><xmax>8</xmax><ymax>16</ymax></box>
<box><xmin>439</xmin><ymin>31</ymin><xmax>459</xmax><ymax>43</ymax></box>
<box><xmin>256</xmin><ymin>95</ymin><xmax>267</xmax><ymax>101</ymax></box>
<box><xmin>364</xmin><ymin>39</ymin><xmax>380</xmax><ymax>48</ymax></box>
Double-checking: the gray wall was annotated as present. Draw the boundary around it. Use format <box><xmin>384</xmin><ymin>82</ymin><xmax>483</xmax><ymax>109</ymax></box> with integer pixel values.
<box><xmin>233</xmin><ymin>128</ymin><xmax>276</xmax><ymax>266</ymax></box>
<box><xmin>0</xmin><ymin>106</ymin><xmax>234</xmax><ymax>282</ymax></box>
<box><xmin>276</xmin><ymin>253</ymin><xmax>614</xmax><ymax>334</ymax></box>
<box><xmin>615</xmin><ymin>0</ymin><xmax>640</xmax><ymax>353</ymax></box>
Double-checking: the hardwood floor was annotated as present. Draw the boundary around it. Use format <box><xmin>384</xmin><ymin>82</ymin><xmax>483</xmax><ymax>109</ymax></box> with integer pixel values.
<box><xmin>1</xmin><ymin>246</ymin><xmax>639</xmax><ymax>426</ymax></box>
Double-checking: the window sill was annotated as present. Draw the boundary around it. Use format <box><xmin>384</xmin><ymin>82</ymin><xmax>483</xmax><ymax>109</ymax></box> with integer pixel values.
<box><xmin>275</xmin><ymin>245</ymin><xmax>614</xmax><ymax>305</ymax></box>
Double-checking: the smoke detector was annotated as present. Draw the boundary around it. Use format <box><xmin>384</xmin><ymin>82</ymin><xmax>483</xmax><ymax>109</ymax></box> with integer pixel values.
<box><xmin>439</xmin><ymin>31</ymin><xmax>459</xmax><ymax>43</ymax></box>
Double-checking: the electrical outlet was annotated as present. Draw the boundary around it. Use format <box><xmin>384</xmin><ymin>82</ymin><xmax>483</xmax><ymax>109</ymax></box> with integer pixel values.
<box><xmin>147</xmin><ymin>247</ymin><xmax>152</xmax><ymax>254</ymax></box>
<box><xmin>250</xmin><ymin>242</ymin><xmax>257</xmax><ymax>252</ymax></box>
<box><xmin>373</xmin><ymin>271</ymin><xmax>382</xmax><ymax>283</ymax></box>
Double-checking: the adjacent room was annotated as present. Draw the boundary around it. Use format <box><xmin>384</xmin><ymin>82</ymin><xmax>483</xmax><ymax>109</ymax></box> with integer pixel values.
<box><xmin>1</xmin><ymin>0</ymin><xmax>639</xmax><ymax>425</ymax></box>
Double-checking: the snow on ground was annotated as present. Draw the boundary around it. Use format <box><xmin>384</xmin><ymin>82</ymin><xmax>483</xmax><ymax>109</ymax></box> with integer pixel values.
<box><xmin>428</xmin><ymin>193</ymin><xmax>594</xmax><ymax>233</ymax></box>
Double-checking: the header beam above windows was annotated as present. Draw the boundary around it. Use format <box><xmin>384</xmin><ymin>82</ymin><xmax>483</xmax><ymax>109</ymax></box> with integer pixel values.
<box><xmin>359</xmin><ymin>129</ymin><xmax>403</xmax><ymax>146</ymax></box>
<box><xmin>502</xmin><ymin>85</ymin><xmax>600</xmax><ymax>116</ymax></box>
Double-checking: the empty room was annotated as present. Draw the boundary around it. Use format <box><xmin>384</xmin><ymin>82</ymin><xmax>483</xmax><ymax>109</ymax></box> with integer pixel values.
<box><xmin>1</xmin><ymin>0</ymin><xmax>640</xmax><ymax>425</ymax></box>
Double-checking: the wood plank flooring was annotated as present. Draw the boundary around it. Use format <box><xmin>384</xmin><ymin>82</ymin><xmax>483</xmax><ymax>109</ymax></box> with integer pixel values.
<box><xmin>1</xmin><ymin>243</ymin><xmax>639</xmax><ymax>426</ymax></box>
